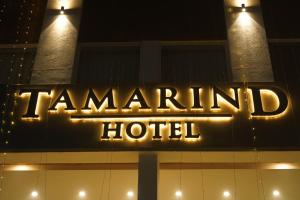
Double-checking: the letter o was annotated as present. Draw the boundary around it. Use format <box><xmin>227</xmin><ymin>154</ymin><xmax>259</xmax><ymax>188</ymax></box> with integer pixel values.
<box><xmin>126</xmin><ymin>122</ymin><xmax>147</xmax><ymax>139</ymax></box>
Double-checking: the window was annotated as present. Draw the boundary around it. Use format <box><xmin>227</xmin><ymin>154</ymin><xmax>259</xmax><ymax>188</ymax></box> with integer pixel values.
<box><xmin>161</xmin><ymin>44</ymin><xmax>229</xmax><ymax>83</ymax></box>
<box><xmin>76</xmin><ymin>45</ymin><xmax>140</xmax><ymax>84</ymax></box>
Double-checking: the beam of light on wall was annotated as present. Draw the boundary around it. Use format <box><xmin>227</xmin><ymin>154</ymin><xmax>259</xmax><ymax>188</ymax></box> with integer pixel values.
<box><xmin>237</xmin><ymin>12</ymin><xmax>252</xmax><ymax>27</ymax></box>
<box><xmin>54</xmin><ymin>15</ymin><xmax>69</xmax><ymax>32</ymax></box>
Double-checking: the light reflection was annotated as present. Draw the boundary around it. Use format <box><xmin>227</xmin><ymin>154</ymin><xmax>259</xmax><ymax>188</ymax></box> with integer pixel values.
<box><xmin>8</xmin><ymin>165</ymin><xmax>37</xmax><ymax>171</ymax></box>
<box><xmin>79</xmin><ymin>190</ymin><xmax>86</xmax><ymax>198</ymax></box>
<box><xmin>127</xmin><ymin>191</ymin><xmax>134</xmax><ymax>198</ymax></box>
<box><xmin>175</xmin><ymin>190</ymin><xmax>182</xmax><ymax>198</ymax></box>
<box><xmin>223</xmin><ymin>191</ymin><xmax>231</xmax><ymax>198</ymax></box>
<box><xmin>273</xmin><ymin>190</ymin><xmax>280</xmax><ymax>197</ymax></box>
<box><xmin>31</xmin><ymin>191</ymin><xmax>38</xmax><ymax>198</ymax></box>
<box><xmin>272</xmin><ymin>163</ymin><xmax>296</xmax><ymax>170</ymax></box>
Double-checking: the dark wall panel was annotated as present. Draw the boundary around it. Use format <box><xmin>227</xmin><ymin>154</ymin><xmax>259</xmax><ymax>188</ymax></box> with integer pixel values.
<box><xmin>261</xmin><ymin>0</ymin><xmax>300</xmax><ymax>38</ymax></box>
<box><xmin>0</xmin><ymin>0</ymin><xmax>47</xmax><ymax>44</ymax></box>
<box><xmin>77</xmin><ymin>46</ymin><xmax>140</xmax><ymax>85</ymax></box>
<box><xmin>269</xmin><ymin>42</ymin><xmax>300</xmax><ymax>128</ymax></box>
<box><xmin>162</xmin><ymin>45</ymin><xmax>229</xmax><ymax>83</ymax></box>
<box><xmin>269</xmin><ymin>43</ymin><xmax>300</xmax><ymax>83</ymax></box>
<box><xmin>79</xmin><ymin>0</ymin><xmax>227</xmax><ymax>42</ymax></box>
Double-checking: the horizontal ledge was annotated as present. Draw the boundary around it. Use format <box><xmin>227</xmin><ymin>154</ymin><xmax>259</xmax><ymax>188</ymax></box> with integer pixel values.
<box><xmin>0</xmin><ymin>43</ymin><xmax>38</xmax><ymax>49</ymax></box>
<box><xmin>79</xmin><ymin>40</ymin><xmax>226</xmax><ymax>48</ymax></box>
<box><xmin>3</xmin><ymin>163</ymin><xmax>300</xmax><ymax>171</ymax></box>
<box><xmin>268</xmin><ymin>38</ymin><xmax>300</xmax><ymax>43</ymax></box>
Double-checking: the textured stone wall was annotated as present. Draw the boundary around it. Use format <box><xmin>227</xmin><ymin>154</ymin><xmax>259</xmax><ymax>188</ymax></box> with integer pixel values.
<box><xmin>31</xmin><ymin>0</ymin><xmax>82</xmax><ymax>84</ymax></box>
<box><xmin>225</xmin><ymin>0</ymin><xmax>274</xmax><ymax>82</ymax></box>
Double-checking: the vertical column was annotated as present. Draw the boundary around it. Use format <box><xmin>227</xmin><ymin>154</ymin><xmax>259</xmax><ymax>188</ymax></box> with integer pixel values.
<box><xmin>138</xmin><ymin>153</ymin><xmax>158</xmax><ymax>200</ymax></box>
<box><xmin>139</xmin><ymin>41</ymin><xmax>161</xmax><ymax>84</ymax></box>
<box><xmin>225</xmin><ymin>0</ymin><xmax>274</xmax><ymax>82</ymax></box>
<box><xmin>31</xmin><ymin>0</ymin><xmax>83</xmax><ymax>84</ymax></box>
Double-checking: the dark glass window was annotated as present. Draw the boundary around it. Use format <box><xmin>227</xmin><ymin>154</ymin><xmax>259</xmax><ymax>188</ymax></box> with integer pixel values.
<box><xmin>261</xmin><ymin>0</ymin><xmax>300</xmax><ymax>39</ymax></box>
<box><xmin>161</xmin><ymin>45</ymin><xmax>229</xmax><ymax>83</ymax></box>
<box><xmin>77</xmin><ymin>46</ymin><xmax>140</xmax><ymax>84</ymax></box>
<box><xmin>269</xmin><ymin>42</ymin><xmax>300</xmax><ymax>122</ymax></box>
<box><xmin>79</xmin><ymin>0</ymin><xmax>226</xmax><ymax>42</ymax></box>
<box><xmin>269</xmin><ymin>42</ymin><xmax>300</xmax><ymax>83</ymax></box>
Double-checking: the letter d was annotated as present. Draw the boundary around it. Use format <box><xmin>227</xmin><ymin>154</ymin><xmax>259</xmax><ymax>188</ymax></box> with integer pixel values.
<box><xmin>249</xmin><ymin>87</ymin><xmax>288</xmax><ymax>117</ymax></box>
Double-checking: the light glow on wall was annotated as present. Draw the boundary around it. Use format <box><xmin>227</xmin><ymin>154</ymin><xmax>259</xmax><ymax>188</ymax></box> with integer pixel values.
<box><xmin>31</xmin><ymin>191</ymin><xmax>39</xmax><ymax>198</ymax></box>
<box><xmin>51</xmin><ymin>0</ymin><xmax>80</xmax><ymax>10</ymax></box>
<box><xmin>6</xmin><ymin>165</ymin><xmax>38</xmax><ymax>171</ymax></box>
<box><xmin>78</xmin><ymin>190</ymin><xmax>86</xmax><ymax>198</ymax></box>
<box><xmin>223</xmin><ymin>190</ymin><xmax>231</xmax><ymax>198</ymax></box>
<box><xmin>229</xmin><ymin>0</ymin><xmax>252</xmax><ymax>8</ymax></box>
<box><xmin>272</xmin><ymin>163</ymin><xmax>297</xmax><ymax>170</ymax></box>
<box><xmin>127</xmin><ymin>191</ymin><xmax>134</xmax><ymax>198</ymax></box>
<box><xmin>237</xmin><ymin>11</ymin><xmax>252</xmax><ymax>26</ymax></box>
<box><xmin>273</xmin><ymin>190</ymin><xmax>280</xmax><ymax>197</ymax></box>
<box><xmin>53</xmin><ymin>15</ymin><xmax>69</xmax><ymax>32</ymax></box>
<box><xmin>175</xmin><ymin>190</ymin><xmax>183</xmax><ymax>198</ymax></box>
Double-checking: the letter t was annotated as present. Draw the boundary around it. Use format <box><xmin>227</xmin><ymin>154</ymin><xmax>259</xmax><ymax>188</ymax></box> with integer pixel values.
<box><xmin>19</xmin><ymin>88</ymin><xmax>51</xmax><ymax>118</ymax></box>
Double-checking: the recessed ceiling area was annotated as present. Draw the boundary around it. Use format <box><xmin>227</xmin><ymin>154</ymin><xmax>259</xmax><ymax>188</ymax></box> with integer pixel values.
<box><xmin>0</xmin><ymin>169</ymin><xmax>300</xmax><ymax>200</ymax></box>
<box><xmin>1</xmin><ymin>151</ymin><xmax>300</xmax><ymax>200</ymax></box>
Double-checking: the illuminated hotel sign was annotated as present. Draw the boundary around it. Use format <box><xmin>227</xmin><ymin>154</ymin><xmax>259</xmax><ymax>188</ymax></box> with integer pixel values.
<box><xmin>0</xmin><ymin>84</ymin><xmax>298</xmax><ymax>151</ymax></box>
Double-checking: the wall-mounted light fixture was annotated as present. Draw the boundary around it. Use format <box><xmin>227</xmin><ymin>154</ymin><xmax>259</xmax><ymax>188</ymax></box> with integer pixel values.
<box><xmin>241</xmin><ymin>3</ymin><xmax>246</xmax><ymax>12</ymax></box>
<box><xmin>60</xmin><ymin>6</ymin><xmax>65</xmax><ymax>14</ymax></box>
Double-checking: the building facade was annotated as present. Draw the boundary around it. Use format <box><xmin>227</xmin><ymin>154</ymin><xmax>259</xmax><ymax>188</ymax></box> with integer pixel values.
<box><xmin>0</xmin><ymin>0</ymin><xmax>300</xmax><ymax>199</ymax></box>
